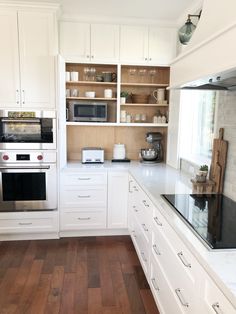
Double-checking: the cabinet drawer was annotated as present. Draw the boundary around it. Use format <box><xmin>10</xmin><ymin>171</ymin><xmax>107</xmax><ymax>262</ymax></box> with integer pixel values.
<box><xmin>61</xmin><ymin>186</ymin><xmax>107</xmax><ymax>208</ymax></box>
<box><xmin>202</xmin><ymin>272</ymin><xmax>236</xmax><ymax>314</ymax></box>
<box><xmin>150</xmin><ymin>255</ymin><xmax>183</xmax><ymax>314</ymax></box>
<box><xmin>60</xmin><ymin>210</ymin><xmax>106</xmax><ymax>230</ymax></box>
<box><xmin>62</xmin><ymin>172</ymin><xmax>107</xmax><ymax>186</ymax></box>
<box><xmin>0</xmin><ymin>215</ymin><xmax>58</xmax><ymax>234</ymax></box>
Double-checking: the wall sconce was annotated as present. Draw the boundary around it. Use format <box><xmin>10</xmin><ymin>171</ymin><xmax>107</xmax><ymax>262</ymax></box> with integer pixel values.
<box><xmin>178</xmin><ymin>11</ymin><xmax>201</xmax><ymax>45</ymax></box>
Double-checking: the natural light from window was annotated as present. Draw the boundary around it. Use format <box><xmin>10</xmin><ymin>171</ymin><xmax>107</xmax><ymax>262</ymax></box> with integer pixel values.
<box><xmin>179</xmin><ymin>90</ymin><xmax>217</xmax><ymax>165</ymax></box>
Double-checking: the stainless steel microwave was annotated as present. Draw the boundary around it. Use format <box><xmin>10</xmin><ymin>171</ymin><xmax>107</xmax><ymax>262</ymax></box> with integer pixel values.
<box><xmin>68</xmin><ymin>101</ymin><xmax>107</xmax><ymax>122</ymax></box>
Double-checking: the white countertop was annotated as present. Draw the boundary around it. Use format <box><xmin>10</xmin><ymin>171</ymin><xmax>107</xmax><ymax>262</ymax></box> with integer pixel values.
<box><xmin>62</xmin><ymin>160</ymin><xmax>236</xmax><ymax>307</ymax></box>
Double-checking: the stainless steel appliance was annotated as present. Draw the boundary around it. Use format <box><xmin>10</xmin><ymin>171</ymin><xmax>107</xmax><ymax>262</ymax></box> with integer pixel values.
<box><xmin>140</xmin><ymin>132</ymin><xmax>163</xmax><ymax>163</ymax></box>
<box><xmin>68</xmin><ymin>101</ymin><xmax>107</xmax><ymax>122</ymax></box>
<box><xmin>0</xmin><ymin>151</ymin><xmax>57</xmax><ymax>212</ymax></box>
<box><xmin>0</xmin><ymin>110</ymin><xmax>56</xmax><ymax>150</ymax></box>
<box><xmin>81</xmin><ymin>147</ymin><xmax>104</xmax><ymax>164</ymax></box>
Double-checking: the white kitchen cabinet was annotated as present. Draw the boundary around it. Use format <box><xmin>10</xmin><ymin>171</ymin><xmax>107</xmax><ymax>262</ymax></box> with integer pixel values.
<box><xmin>60</xmin><ymin>171</ymin><xmax>108</xmax><ymax>231</ymax></box>
<box><xmin>60</xmin><ymin>22</ymin><xmax>119</xmax><ymax>63</ymax></box>
<box><xmin>148</xmin><ymin>27</ymin><xmax>177</xmax><ymax>65</ymax></box>
<box><xmin>107</xmin><ymin>171</ymin><xmax>128</xmax><ymax>229</ymax></box>
<box><xmin>120</xmin><ymin>25</ymin><xmax>176</xmax><ymax>65</ymax></box>
<box><xmin>0</xmin><ymin>10</ymin><xmax>20</xmax><ymax>108</ymax></box>
<box><xmin>0</xmin><ymin>9</ymin><xmax>56</xmax><ymax>109</ymax></box>
<box><xmin>0</xmin><ymin>212</ymin><xmax>58</xmax><ymax>234</ymax></box>
<box><xmin>120</xmin><ymin>25</ymin><xmax>149</xmax><ymax>64</ymax></box>
<box><xmin>59</xmin><ymin>22</ymin><xmax>90</xmax><ymax>62</ymax></box>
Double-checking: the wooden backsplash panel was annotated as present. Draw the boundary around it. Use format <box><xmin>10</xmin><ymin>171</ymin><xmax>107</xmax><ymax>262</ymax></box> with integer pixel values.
<box><xmin>67</xmin><ymin>126</ymin><xmax>167</xmax><ymax>161</ymax></box>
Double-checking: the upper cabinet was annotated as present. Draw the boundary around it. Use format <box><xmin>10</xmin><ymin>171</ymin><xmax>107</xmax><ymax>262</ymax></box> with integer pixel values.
<box><xmin>0</xmin><ymin>8</ymin><xmax>57</xmax><ymax>109</ymax></box>
<box><xmin>60</xmin><ymin>22</ymin><xmax>120</xmax><ymax>63</ymax></box>
<box><xmin>120</xmin><ymin>25</ymin><xmax>176</xmax><ymax>65</ymax></box>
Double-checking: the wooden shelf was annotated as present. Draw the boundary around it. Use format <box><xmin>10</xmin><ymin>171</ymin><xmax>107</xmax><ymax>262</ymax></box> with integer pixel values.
<box><xmin>120</xmin><ymin>103</ymin><xmax>168</xmax><ymax>107</ymax></box>
<box><xmin>121</xmin><ymin>82</ymin><xmax>169</xmax><ymax>87</ymax></box>
<box><xmin>66</xmin><ymin>81</ymin><xmax>117</xmax><ymax>86</ymax></box>
<box><xmin>66</xmin><ymin>97</ymin><xmax>117</xmax><ymax>101</ymax></box>
<box><xmin>66</xmin><ymin>122</ymin><xmax>168</xmax><ymax>127</ymax></box>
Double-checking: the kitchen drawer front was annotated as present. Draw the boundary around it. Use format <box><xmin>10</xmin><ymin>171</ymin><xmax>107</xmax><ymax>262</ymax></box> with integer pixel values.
<box><xmin>62</xmin><ymin>172</ymin><xmax>107</xmax><ymax>186</ymax></box>
<box><xmin>150</xmin><ymin>255</ymin><xmax>183</xmax><ymax>314</ymax></box>
<box><xmin>60</xmin><ymin>210</ymin><xmax>106</xmax><ymax>230</ymax></box>
<box><xmin>130</xmin><ymin>200</ymin><xmax>151</xmax><ymax>243</ymax></box>
<box><xmin>201</xmin><ymin>271</ymin><xmax>236</xmax><ymax>314</ymax></box>
<box><xmin>0</xmin><ymin>215</ymin><xmax>58</xmax><ymax>234</ymax></box>
<box><xmin>61</xmin><ymin>186</ymin><xmax>107</xmax><ymax>208</ymax></box>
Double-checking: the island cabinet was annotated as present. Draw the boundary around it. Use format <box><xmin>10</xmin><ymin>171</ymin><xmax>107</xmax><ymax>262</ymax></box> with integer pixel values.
<box><xmin>0</xmin><ymin>8</ymin><xmax>57</xmax><ymax>109</ymax></box>
<box><xmin>128</xmin><ymin>175</ymin><xmax>236</xmax><ymax>314</ymax></box>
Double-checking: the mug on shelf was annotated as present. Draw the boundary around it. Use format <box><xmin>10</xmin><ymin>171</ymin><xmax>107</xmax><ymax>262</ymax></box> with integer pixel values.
<box><xmin>153</xmin><ymin>88</ymin><xmax>165</xmax><ymax>104</ymax></box>
<box><xmin>71</xmin><ymin>89</ymin><xmax>79</xmax><ymax>97</ymax></box>
<box><xmin>102</xmin><ymin>72</ymin><xmax>117</xmax><ymax>82</ymax></box>
<box><xmin>70</xmin><ymin>71</ymin><xmax>79</xmax><ymax>81</ymax></box>
<box><xmin>104</xmin><ymin>89</ymin><xmax>112</xmax><ymax>98</ymax></box>
<box><xmin>65</xmin><ymin>72</ymin><xmax>70</xmax><ymax>82</ymax></box>
<box><xmin>85</xmin><ymin>91</ymin><xmax>95</xmax><ymax>98</ymax></box>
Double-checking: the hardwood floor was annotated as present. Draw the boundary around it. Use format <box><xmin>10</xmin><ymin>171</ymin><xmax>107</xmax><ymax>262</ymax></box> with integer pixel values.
<box><xmin>0</xmin><ymin>236</ymin><xmax>159</xmax><ymax>314</ymax></box>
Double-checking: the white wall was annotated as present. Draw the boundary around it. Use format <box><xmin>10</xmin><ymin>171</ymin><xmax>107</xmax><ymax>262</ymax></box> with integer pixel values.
<box><xmin>216</xmin><ymin>91</ymin><xmax>236</xmax><ymax>201</ymax></box>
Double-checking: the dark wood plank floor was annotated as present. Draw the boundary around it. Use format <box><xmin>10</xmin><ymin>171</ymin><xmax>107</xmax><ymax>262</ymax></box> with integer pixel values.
<box><xmin>0</xmin><ymin>236</ymin><xmax>159</xmax><ymax>314</ymax></box>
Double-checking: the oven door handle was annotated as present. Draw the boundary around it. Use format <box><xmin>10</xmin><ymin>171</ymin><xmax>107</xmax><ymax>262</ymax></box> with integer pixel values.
<box><xmin>0</xmin><ymin>166</ymin><xmax>50</xmax><ymax>170</ymax></box>
<box><xmin>1</xmin><ymin>119</ymin><xmax>41</xmax><ymax>123</ymax></box>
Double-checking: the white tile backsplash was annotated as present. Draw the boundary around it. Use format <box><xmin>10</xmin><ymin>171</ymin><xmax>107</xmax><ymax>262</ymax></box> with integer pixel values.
<box><xmin>216</xmin><ymin>91</ymin><xmax>236</xmax><ymax>201</ymax></box>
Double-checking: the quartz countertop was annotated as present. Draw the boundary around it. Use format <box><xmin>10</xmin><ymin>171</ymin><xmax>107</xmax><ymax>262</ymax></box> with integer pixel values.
<box><xmin>62</xmin><ymin>160</ymin><xmax>236</xmax><ymax>307</ymax></box>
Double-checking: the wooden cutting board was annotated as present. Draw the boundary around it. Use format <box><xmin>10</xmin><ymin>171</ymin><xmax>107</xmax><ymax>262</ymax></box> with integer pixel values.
<box><xmin>209</xmin><ymin>128</ymin><xmax>228</xmax><ymax>193</ymax></box>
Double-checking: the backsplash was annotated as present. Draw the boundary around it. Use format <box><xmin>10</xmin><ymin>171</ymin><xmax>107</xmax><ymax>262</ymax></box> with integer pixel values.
<box><xmin>216</xmin><ymin>91</ymin><xmax>236</xmax><ymax>201</ymax></box>
<box><xmin>67</xmin><ymin>126</ymin><xmax>167</xmax><ymax>161</ymax></box>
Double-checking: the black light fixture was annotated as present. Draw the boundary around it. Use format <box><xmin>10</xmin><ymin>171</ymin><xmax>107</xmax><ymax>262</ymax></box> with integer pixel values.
<box><xmin>178</xmin><ymin>11</ymin><xmax>201</xmax><ymax>45</ymax></box>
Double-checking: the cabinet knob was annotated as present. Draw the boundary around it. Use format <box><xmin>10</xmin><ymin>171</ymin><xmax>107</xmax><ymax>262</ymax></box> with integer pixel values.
<box><xmin>91</xmin><ymin>55</ymin><xmax>94</xmax><ymax>59</ymax></box>
<box><xmin>145</xmin><ymin>57</ymin><xmax>148</xmax><ymax>61</ymax></box>
<box><xmin>149</xmin><ymin>58</ymin><xmax>152</xmax><ymax>61</ymax></box>
<box><xmin>86</xmin><ymin>55</ymin><xmax>90</xmax><ymax>58</ymax></box>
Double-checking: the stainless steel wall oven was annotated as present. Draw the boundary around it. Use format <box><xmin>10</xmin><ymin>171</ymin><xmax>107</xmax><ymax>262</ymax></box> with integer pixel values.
<box><xmin>0</xmin><ymin>151</ymin><xmax>57</xmax><ymax>212</ymax></box>
<box><xmin>0</xmin><ymin>110</ymin><xmax>56</xmax><ymax>150</ymax></box>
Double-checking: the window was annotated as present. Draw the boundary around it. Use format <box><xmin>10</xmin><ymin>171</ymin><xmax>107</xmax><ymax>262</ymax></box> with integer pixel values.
<box><xmin>179</xmin><ymin>90</ymin><xmax>217</xmax><ymax>164</ymax></box>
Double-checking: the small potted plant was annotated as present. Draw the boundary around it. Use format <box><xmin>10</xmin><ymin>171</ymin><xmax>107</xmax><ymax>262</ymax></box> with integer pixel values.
<box><xmin>120</xmin><ymin>91</ymin><xmax>129</xmax><ymax>104</ymax></box>
<box><xmin>196</xmin><ymin>164</ymin><xmax>208</xmax><ymax>183</ymax></box>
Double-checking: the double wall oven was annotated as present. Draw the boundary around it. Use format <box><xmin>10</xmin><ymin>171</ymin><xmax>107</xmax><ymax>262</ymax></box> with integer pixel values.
<box><xmin>0</xmin><ymin>110</ymin><xmax>57</xmax><ymax>212</ymax></box>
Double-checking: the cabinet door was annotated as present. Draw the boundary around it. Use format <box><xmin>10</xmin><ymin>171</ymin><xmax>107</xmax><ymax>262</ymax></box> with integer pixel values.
<box><xmin>0</xmin><ymin>10</ymin><xmax>21</xmax><ymax>108</ymax></box>
<box><xmin>18</xmin><ymin>11</ymin><xmax>56</xmax><ymax>109</ymax></box>
<box><xmin>120</xmin><ymin>25</ymin><xmax>149</xmax><ymax>64</ymax></box>
<box><xmin>90</xmin><ymin>24</ymin><xmax>119</xmax><ymax>63</ymax></box>
<box><xmin>59</xmin><ymin>21</ymin><xmax>90</xmax><ymax>62</ymax></box>
<box><xmin>108</xmin><ymin>171</ymin><xmax>128</xmax><ymax>228</ymax></box>
<box><xmin>148</xmin><ymin>27</ymin><xmax>177</xmax><ymax>65</ymax></box>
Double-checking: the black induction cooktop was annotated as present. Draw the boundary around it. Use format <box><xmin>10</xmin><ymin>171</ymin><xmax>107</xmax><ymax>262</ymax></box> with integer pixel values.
<box><xmin>162</xmin><ymin>194</ymin><xmax>236</xmax><ymax>250</ymax></box>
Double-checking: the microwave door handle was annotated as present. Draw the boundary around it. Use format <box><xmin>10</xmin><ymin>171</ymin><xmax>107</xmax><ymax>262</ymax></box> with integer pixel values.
<box><xmin>1</xmin><ymin>119</ymin><xmax>41</xmax><ymax>123</ymax></box>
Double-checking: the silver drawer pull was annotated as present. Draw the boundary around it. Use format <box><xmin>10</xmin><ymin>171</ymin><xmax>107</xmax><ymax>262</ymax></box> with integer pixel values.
<box><xmin>142</xmin><ymin>200</ymin><xmax>150</xmax><ymax>207</ymax></box>
<box><xmin>132</xmin><ymin>230</ymin><xmax>137</xmax><ymax>238</ymax></box>
<box><xmin>153</xmin><ymin>244</ymin><xmax>161</xmax><ymax>256</ymax></box>
<box><xmin>18</xmin><ymin>222</ymin><xmax>32</xmax><ymax>226</ymax></box>
<box><xmin>77</xmin><ymin>195</ymin><xmax>91</xmax><ymax>198</ymax></box>
<box><xmin>177</xmin><ymin>252</ymin><xmax>191</xmax><ymax>268</ymax></box>
<box><xmin>142</xmin><ymin>223</ymin><xmax>148</xmax><ymax>232</ymax></box>
<box><xmin>212</xmin><ymin>302</ymin><xmax>223</xmax><ymax>314</ymax></box>
<box><xmin>78</xmin><ymin>177</ymin><xmax>91</xmax><ymax>180</ymax></box>
<box><xmin>175</xmin><ymin>288</ymin><xmax>189</xmax><ymax>307</ymax></box>
<box><xmin>154</xmin><ymin>216</ymin><xmax>162</xmax><ymax>226</ymax></box>
<box><xmin>141</xmin><ymin>252</ymin><xmax>147</xmax><ymax>262</ymax></box>
<box><xmin>133</xmin><ymin>205</ymin><xmax>138</xmax><ymax>212</ymax></box>
<box><xmin>77</xmin><ymin>217</ymin><xmax>91</xmax><ymax>220</ymax></box>
<box><xmin>151</xmin><ymin>278</ymin><xmax>160</xmax><ymax>291</ymax></box>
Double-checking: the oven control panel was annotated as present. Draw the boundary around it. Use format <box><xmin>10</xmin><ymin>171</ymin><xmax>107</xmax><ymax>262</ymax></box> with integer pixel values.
<box><xmin>0</xmin><ymin>151</ymin><xmax>56</xmax><ymax>163</ymax></box>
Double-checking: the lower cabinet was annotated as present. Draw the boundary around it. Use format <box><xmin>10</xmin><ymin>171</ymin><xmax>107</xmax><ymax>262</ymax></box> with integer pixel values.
<box><xmin>107</xmin><ymin>171</ymin><xmax>128</xmax><ymax>229</ymax></box>
<box><xmin>128</xmin><ymin>175</ymin><xmax>236</xmax><ymax>314</ymax></box>
<box><xmin>0</xmin><ymin>211</ymin><xmax>58</xmax><ymax>234</ymax></box>
<box><xmin>60</xmin><ymin>169</ymin><xmax>129</xmax><ymax>231</ymax></box>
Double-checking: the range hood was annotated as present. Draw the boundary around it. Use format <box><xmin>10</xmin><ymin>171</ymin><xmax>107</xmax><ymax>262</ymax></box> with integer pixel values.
<box><xmin>181</xmin><ymin>69</ymin><xmax>236</xmax><ymax>91</ymax></box>
<box><xmin>170</xmin><ymin>0</ymin><xmax>236</xmax><ymax>90</ymax></box>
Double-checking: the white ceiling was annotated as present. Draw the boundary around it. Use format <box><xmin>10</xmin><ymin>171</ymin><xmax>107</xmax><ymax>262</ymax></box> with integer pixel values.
<box><xmin>10</xmin><ymin>0</ymin><xmax>199</xmax><ymax>23</ymax></box>
<box><xmin>59</xmin><ymin>0</ymin><xmax>197</xmax><ymax>21</ymax></box>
